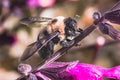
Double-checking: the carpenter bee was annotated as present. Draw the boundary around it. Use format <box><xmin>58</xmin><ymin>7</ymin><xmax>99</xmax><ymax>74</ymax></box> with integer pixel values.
<box><xmin>20</xmin><ymin>16</ymin><xmax>83</xmax><ymax>62</ymax></box>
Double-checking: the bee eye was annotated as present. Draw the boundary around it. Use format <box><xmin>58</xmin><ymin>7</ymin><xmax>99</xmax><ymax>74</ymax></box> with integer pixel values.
<box><xmin>72</xmin><ymin>23</ymin><xmax>77</xmax><ymax>27</ymax></box>
<box><xmin>72</xmin><ymin>23</ymin><xmax>75</xmax><ymax>26</ymax></box>
<box><xmin>51</xmin><ymin>19</ymin><xmax>57</xmax><ymax>24</ymax></box>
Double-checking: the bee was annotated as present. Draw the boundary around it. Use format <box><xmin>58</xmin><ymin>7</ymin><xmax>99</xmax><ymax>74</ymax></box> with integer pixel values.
<box><xmin>20</xmin><ymin>16</ymin><xmax>82</xmax><ymax>62</ymax></box>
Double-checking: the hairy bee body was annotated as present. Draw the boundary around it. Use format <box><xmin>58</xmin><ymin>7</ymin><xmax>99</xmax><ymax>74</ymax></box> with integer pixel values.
<box><xmin>38</xmin><ymin>16</ymin><xmax>82</xmax><ymax>59</ymax></box>
<box><xmin>46</xmin><ymin>16</ymin><xmax>66</xmax><ymax>41</ymax></box>
<box><xmin>20</xmin><ymin>16</ymin><xmax>82</xmax><ymax>61</ymax></box>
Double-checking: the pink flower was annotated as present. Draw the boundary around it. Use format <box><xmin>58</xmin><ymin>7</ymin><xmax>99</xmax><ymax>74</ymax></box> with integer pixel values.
<box><xmin>27</xmin><ymin>0</ymin><xmax>55</xmax><ymax>8</ymax></box>
<box><xmin>34</xmin><ymin>61</ymin><xmax>120</xmax><ymax>80</ymax></box>
<box><xmin>17</xmin><ymin>61</ymin><xmax>120</xmax><ymax>80</ymax></box>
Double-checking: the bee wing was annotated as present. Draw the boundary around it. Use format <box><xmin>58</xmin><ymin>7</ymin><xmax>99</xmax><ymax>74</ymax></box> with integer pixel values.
<box><xmin>20</xmin><ymin>17</ymin><xmax>52</xmax><ymax>26</ymax></box>
<box><xmin>20</xmin><ymin>41</ymin><xmax>41</xmax><ymax>62</ymax></box>
<box><xmin>20</xmin><ymin>31</ymin><xmax>60</xmax><ymax>62</ymax></box>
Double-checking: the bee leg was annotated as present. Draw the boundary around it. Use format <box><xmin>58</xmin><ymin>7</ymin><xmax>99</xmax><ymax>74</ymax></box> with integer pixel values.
<box><xmin>75</xmin><ymin>28</ymin><xmax>83</xmax><ymax>35</ymax></box>
<box><xmin>77</xmin><ymin>28</ymin><xmax>83</xmax><ymax>32</ymax></box>
<box><xmin>60</xmin><ymin>39</ymin><xmax>75</xmax><ymax>47</ymax></box>
<box><xmin>38</xmin><ymin>30</ymin><xmax>56</xmax><ymax>59</ymax></box>
<box><xmin>75</xmin><ymin>43</ymin><xmax>81</xmax><ymax>47</ymax></box>
<box><xmin>48</xmin><ymin>41</ymin><xmax>55</xmax><ymax>56</ymax></box>
<box><xmin>65</xmin><ymin>50</ymin><xmax>68</xmax><ymax>54</ymax></box>
<box><xmin>38</xmin><ymin>41</ymin><xmax>54</xmax><ymax>59</ymax></box>
<box><xmin>38</xmin><ymin>46</ymin><xmax>49</xmax><ymax>59</ymax></box>
<box><xmin>52</xmin><ymin>36</ymin><xmax>60</xmax><ymax>44</ymax></box>
<box><xmin>74</xmin><ymin>43</ymin><xmax>81</xmax><ymax>49</ymax></box>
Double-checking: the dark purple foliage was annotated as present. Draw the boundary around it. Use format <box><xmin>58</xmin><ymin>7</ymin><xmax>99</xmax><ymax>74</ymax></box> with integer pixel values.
<box><xmin>17</xmin><ymin>61</ymin><xmax>120</xmax><ymax>80</ymax></box>
<box><xmin>104</xmin><ymin>10</ymin><xmax>120</xmax><ymax>24</ymax></box>
<box><xmin>104</xmin><ymin>1</ymin><xmax>120</xmax><ymax>24</ymax></box>
<box><xmin>98</xmin><ymin>22</ymin><xmax>120</xmax><ymax>40</ymax></box>
<box><xmin>98</xmin><ymin>23</ymin><xmax>109</xmax><ymax>34</ymax></box>
<box><xmin>0</xmin><ymin>30</ymin><xmax>16</xmax><ymax>45</ymax></box>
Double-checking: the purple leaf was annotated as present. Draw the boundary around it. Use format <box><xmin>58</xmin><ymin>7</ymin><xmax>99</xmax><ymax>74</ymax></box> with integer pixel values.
<box><xmin>104</xmin><ymin>1</ymin><xmax>120</xmax><ymax>24</ymax></box>
<box><xmin>104</xmin><ymin>10</ymin><xmax>120</xmax><ymax>24</ymax></box>
<box><xmin>98</xmin><ymin>23</ymin><xmax>109</xmax><ymax>34</ymax></box>
<box><xmin>35</xmin><ymin>61</ymin><xmax>79</xmax><ymax>80</ymax></box>
<box><xmin>39</xmin><ymin>66</ymin><xmax>68</xmax><ymax>80</ymax></box>
<box><xmin>17</xmin><ymin>61</ymin><xmax>120</xmax><ymax>80</ymax></box>
<box><xmin>29</xmin><ymin>73</ymin><xmax>38</xmax><ymax>80</ymax></box>
<box><xmin>33</xmin><ymin>61</ymin><xmax>120</xmax><ymax>80</ymax></box>
<box><xmin>98</xmin><ymin>23</ymin><xmax>120</xmax><ymax>40</ymax></box>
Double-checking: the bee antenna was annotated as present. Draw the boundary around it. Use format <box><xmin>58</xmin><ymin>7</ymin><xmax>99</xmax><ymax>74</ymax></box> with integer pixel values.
<box><xmin>73</xmin><ymin>15</ymin><xmax>80</xmax><ymax>20</ymax></box>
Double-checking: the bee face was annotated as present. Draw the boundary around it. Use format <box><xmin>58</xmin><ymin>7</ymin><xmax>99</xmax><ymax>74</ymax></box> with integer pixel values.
<box><xmin>48</xmin><ymin>16</ymin><xmax>79</xmax><ymax>41</ymax></box>
<box><xmin>64</xmin><ymin>17</ymin><xmax>78</xmax><ymax>37</ymax></box>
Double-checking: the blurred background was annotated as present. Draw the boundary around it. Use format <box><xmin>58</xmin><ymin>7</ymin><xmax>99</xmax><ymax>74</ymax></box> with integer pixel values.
<box><xmin>0</xmin><ymin>0</ymin><xmax>120</xmax><ymax>80</ymax></box>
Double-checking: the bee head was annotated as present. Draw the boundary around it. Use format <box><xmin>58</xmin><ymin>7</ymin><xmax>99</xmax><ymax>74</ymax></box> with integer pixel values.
<box><xmin>64</xmin><ymin>17</ymin><xmax>77</xmax><ymax>36</ymax></box>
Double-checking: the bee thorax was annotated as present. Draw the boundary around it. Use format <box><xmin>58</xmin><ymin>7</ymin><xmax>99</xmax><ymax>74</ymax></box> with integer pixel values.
<box><xmin>50</xmin><ymin>16</ymin><xmax>65</xmax><ymax>33</ymax></box>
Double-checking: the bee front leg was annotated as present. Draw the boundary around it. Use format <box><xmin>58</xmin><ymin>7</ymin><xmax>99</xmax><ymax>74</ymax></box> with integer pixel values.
<box><xmin>77</xmin><ymin>28</ymin><xmax>83</xmax><ymax>32</ymax></box>
<box><xmin>60</xmin><ymin>39</ymin><xmax>75</xmax><ymax>47</ymax></box>
<box><xmin>75</xmin><ymin>28</ymin><xmax>83</xmax><ymax>35</ymax></box>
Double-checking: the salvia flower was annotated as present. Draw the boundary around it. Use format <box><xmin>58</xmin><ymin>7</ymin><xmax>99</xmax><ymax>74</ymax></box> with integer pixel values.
<box><xmin>18</xmin><ymin>61</ymin><xmax>120</xmax><ymax>80</ymax></box>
